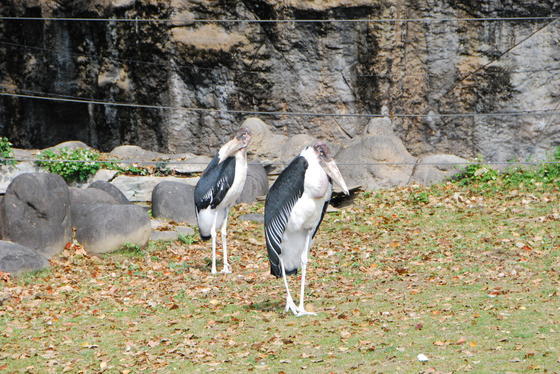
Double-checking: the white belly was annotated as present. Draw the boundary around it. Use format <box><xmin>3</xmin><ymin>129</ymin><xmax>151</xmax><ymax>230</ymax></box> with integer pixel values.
<box><xmin>279</xmin><ymin>166</ymin><xmax>332</xmax><ymax>272</ymax></box>
<box><xmin>217</xmin><ymin>152</ymin><xmax>248</xmax><ymax>209</ymax></box>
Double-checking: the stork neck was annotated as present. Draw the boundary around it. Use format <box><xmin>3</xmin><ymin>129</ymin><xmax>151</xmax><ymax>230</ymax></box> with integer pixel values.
<box><xmin>235</xmin><ymin>148</ymin><xmax>247</xmax><ymax>163</ymax></box>
<box><xmin>300</xmin><ymin>147</ymin><xmax>320</xmax><ymax>166</ymax></box>
<box><xmin>218</xmin><ymin>139</ymin><xmax>237</xmax><ymax>162</ymax></box>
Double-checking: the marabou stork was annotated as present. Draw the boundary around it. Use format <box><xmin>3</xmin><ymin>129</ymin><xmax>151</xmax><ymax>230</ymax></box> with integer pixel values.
<box><xmin>264</xmin><ymin>142</ymin><xmax>349</xmax><ymax>316</ymax></box>
<box><xmin>194</xmin><ymin>128</ymin><xmax>251</xmax><ymax>274</ymax></box>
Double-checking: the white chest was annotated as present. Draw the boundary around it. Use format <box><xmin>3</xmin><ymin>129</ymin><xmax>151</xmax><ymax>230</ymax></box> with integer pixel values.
<box><xmin>304</xmin><ymin>162</ymin><xmax>330</xmax><ymax>199</ymax></box>
<box><xmin>219</xmin><ymin>151</ymin><xmax>248</xmax><ymax>208</ymax></box>
<box><xmin>285</xmin><ymin>164</ymin><xmax>332</xmax><ymax>233</ymax></box>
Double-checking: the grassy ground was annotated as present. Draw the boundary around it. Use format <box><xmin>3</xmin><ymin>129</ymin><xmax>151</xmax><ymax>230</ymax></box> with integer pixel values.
<box><xmin>0</xmin><ymin>181</ymin><xmax>559</xmax><ymax>373</ymax></box>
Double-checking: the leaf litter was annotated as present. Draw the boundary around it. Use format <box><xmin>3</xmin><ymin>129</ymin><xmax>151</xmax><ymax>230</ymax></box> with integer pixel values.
<box><xmin>0</xmin><ymin>182</ymin><xmax>559</xmax><ymax>372</ymax></box>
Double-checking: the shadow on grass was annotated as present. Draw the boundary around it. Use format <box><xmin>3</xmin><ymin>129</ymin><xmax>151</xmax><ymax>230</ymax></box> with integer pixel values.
<box><xmin>245</xmin><ymin>300</ymin><xmax>282</xmax><ymax>312</ymax></box>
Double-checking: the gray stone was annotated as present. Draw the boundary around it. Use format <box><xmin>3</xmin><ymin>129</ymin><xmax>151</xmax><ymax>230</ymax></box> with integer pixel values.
<box><xmin>13</xmin><ymin>148</ymin><xmax>39</xmax><ymax>160</ymax></box>
<box><xmin>0</xmin><ymin>162</ymin><xmax>45</xmax><ymax>194</ymax></box>
<box><xmin>364</xmin><ymin>107</ymin><xmax>394</xmax><ymax>137</ymax></box>
<box><xmin>71</xmin><ymin>203</ymin><xmax>151</xmax><ymax>254</ymax></box>
<box><xmin>1</xmin><ymin>173</ymin><xmax>71</xmax><ymax>258</ymax></box>
<box><xmin>91</xmin><ymin>169</ymin><xmax>118</xmax><ymax>183</ymax></box>
<box><xmin>237</xmin><ymin>161</ymin><xmax>269</xmax><ymax>203</ymax></box>
<box><xmin>0</xmin><ymin>196</ymin><xmax>3</xmax><ymax>235</ymax></box>
<box><xmin>411</xmin><ymin>154</ymin><xmax>470</xmax><ymax>186</ymax></box>
<box><xmin>108</xmin><ymin>145</ymin><xmax>165</xmax><ymax>161</ymax></box>
<box><xmin>69</xmin><ymin>187</ymin><xmax>118</xmax><ymax>205</ymax></box>
<box><xmin>151</xmin><ymin>181</ymin><xmax>197</xmax><ymax>225</ymax></box>
<box><xmin>280</xmin><ymin>134</ymin><xmax>318</xmax><ymax>164</ymax></box>
<box><xmin>150</xmin><ymin>230</ymin><xmax>179</xmax><ymax>242</ymax></box>
<box><xmin>335</xmin><ymin>135</ymin><xmax>417</xmax><ymax>191</ymax></box>
<box><xmin>111</xmin><ymin>175</ymin><xmax>199</xmax><ymax>202</ymax></box>
<box><xmin>245</xmin><ymin>117</ymin><xmax>288</xmax><ymax>170</ymax></box>
<box><xmin>168</xmin><ymin>155</ymin><xmax>213</xmax><ymax>174</ymax></box>
<box><xmin>0</xmin><ymin>240</ymin><xmax>49</xmax><ymax>274</ymax></box>
<box><xmin>46</xmin><ymin>141</ymin><xmax>92</xmax><ymax>151</ymax></box>
<box><xmin>88</xmin><ymin>180</ymin><xmax>129</xmax><ymax>204</ymax></box>
<box><xmin>176</xmin><ymin>226</ymin><xmax>195</xmax><ymax>236</ymax></box>
<box><xmin>238</xmin><ymin>213</ymin><xmax>264</xmax><ymax>223</ymax></box>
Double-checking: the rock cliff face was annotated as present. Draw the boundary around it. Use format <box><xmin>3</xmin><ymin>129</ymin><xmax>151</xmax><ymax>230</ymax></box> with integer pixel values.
<box><xmin>1</xmin><ymin>0</ymin><xmax>558</xmax><ymax>160</ymax></box>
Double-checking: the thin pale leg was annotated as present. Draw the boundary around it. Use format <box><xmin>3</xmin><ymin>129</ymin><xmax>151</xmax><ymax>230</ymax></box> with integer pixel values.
<box><xmin>220</xmin><ymin>213</ymin><xmax>231</xmax><ymax>274</ymax></box>
<box><xmin>297</xmin><ymin>232</ymin><xmax>316</xmax><ymax>316</ymax></box>
<box><xmin>210</xmin><ymin>214</ymin><xmax>218</xmax><ymax>274</ymax></box>
<box><xmin>280</xmin><ymin>258</ymin><xmax>299</xmax><ymax>315</ymax></box>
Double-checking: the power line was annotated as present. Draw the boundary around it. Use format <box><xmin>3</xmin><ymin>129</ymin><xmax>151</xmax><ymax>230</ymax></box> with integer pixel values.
<box><xmin>2</xmin><ymin>157</ymin><xmax>560</xmax><ymax>167</ymax></box>
<box><xmin>1</xmin><ymin>89</ymin><xmax>560</xmax><ymax>119</ymax></box>
<box><xmin>0</xmin><ymin>16</ymin><xmax>559</xmax><ymax>23</ymax></box>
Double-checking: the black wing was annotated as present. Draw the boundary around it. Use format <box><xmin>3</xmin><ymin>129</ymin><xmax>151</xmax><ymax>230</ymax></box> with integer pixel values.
<box><xmin>194</xmin><ymin>154</ymin><xmax>236</xmax><ymax>211</ymax></box>
<box><xmin>264</xmin><ymin>156</ymin><xmax>308</xmax><ymax>277</ymax></box>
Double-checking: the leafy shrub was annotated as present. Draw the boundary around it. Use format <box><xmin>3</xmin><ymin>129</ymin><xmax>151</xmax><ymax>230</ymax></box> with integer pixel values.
<box><xmin>0</xmin><ymin>137</ymin><xmax>16</xmax><ymax>166</ymax></box>
<box><xmin>36</xmin><ymin>147</ymin><xmax>102</xmax><ymax>183</ymax></box>
<box><xmin>453</xmin><ymin>147</ymin><xmax>560</xmax><ymax>191</ymax></box>
<box><xmin>454</xmin><ymin>164</ymin><xmax>499</xmax><ymax>186</ymax></box>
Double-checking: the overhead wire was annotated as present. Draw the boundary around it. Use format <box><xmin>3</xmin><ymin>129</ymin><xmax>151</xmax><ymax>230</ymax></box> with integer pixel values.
<box><xmin>1</xmin><ymin>88</ymin><xmax>560</xmax><ymax>119</ymax></box>
<box><xmin>0</xmin><ymin>16</ymin><xmax>559</xmax><ymax>23</ymax></box>
<box><xmin>1</xmin><ymin>157</ymin><xmax>560</xmax><ymax>167</ymax></box>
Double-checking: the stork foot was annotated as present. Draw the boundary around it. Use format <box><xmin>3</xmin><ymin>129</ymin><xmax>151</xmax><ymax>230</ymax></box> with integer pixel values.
<box><xmin>296</xmin><ymin>309</ymin><xmax>317</xmax><ymax>317</ymax></box>
<box><xmin>221</xmin><ymin>263</ymin><xmax>232</xmax><ymax>274</ymax></box>
<box><xmin>284</xmin><ymin>299</ymin><xmax>299</xmax><ymax>315</ymax></box>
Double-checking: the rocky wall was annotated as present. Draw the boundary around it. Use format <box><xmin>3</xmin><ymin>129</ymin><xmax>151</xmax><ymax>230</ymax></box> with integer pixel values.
<box><xmin>0</xmin><ymin>0</ymin><xmax>558</xmax><ymax>161</ymax></box>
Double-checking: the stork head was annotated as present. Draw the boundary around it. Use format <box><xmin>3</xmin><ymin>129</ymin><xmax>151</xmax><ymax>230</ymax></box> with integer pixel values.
<box><xmin>235</xmin><ymin>128</ymin><xmax>252</xmax><ymax>149</ymax></box>
<box><xmin>219</xmin><ymin>128</ymin><xmax>252</xmax><ymax>160</ymax></box>
<box><xmin>312</xmin><ymin>142</ymin><xmax>349</xmax><ymax>195</ymax></box>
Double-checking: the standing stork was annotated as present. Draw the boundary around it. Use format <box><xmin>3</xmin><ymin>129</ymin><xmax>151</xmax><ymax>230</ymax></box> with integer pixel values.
<box><xmin>264</xmin><ymin>142</ymin><xmax>349</xmax><ymax>316</ymax></box>
<box><xmin>194</xmin><ymin>128</ymin><xmax>251</xmax><ymax>274</ymax></box>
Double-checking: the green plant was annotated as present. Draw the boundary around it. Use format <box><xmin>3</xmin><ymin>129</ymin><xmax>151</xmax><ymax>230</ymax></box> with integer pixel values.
<box><xmin>178</xmin><ymin>233</ymin><xmax>197</xmax><ymax>245</ymax></box>
<box><xmin>409</xmin><ymin>191</ymin><xmax>430</xmax><ymax>204</ymax></box>
<box><xmin>36</xmin><ymin>147</ymin><xmax>102</xmax><ymax>183</ymax></box>
<box><xmin>454</xmin><ymin>164</ymin><xmax>499</xmax><ymax>186</ymax></box>
<box><xmin>452</xmin><ymin>148</ymin><xmax>560</xmax><ymax>192</ymax></box>
<box><xmin>0</xmin><ymin>137</ymin><xmax>16</xmax><ymax>166</ymax></box>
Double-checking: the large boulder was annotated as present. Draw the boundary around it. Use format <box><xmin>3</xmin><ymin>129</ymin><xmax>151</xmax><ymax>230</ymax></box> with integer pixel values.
<box><xmin>237</xmin><ymin>161</ymin><xmax>269</xmax><ymax>203</ymax></box>
<box><xmin>111</xmin><ymin>175</ymin><xmax>199</xmax><ymax>202</ymax></box>
<box><xmin>46</xmin><ymin>140</ymin><xmax>92</xmax><ymax>151</ymax></box>
<box><xmin>0</xmin><ymin>173</ymin><xmax>71</xmax><ymax>257</ymax></box>
<box><xmin>335</xmin><ymin>136</ymin><xmax>417</xmax><ymax>191</ymax></box>
<box><xmin>88</xmin><ymin>180</ymin><xmax>129</xmax><ymax>204</ymax></box>
<box><xmin>0</xmin><ymin>240</ymin><xmax>49</xmax><ymax>274</ymax></box>
<box><xmin>411</xmin><ymin>154</ymin><xmax>470</xmax><ymax>185</ymax></box>
<box><xmin>151</xmin><ymin>181</ymin><xmax>197</xmax><ymax>225</ymax></box>
<box><xmin>69</xmin><ymin>187</ymin><xmax>118</xmax><ymax>205</ymax></box>
<box><xmin>108</xmin><ymin>145</ymin><xmax>165</xmax><ymax>161</ymax></box>
<box><xmin>280</xmin><ymin>134</ymin><xmax>318</xmax><ymax>165</ymax></box>
<box><xmin>244</xmin><ymin>117</ymin><xmax>287</xmax><ymax>166</ymax></box>
<box><xmin>71</xmin><ymin>203</ymin><xmax>151</xmax><ymax>254</ymax></box>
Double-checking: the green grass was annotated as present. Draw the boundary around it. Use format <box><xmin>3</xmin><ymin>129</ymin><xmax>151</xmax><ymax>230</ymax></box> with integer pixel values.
<box><xmin>0</xmin><ymin>182</ymin><xmax>559</xmax><ymax>373</ymax></box>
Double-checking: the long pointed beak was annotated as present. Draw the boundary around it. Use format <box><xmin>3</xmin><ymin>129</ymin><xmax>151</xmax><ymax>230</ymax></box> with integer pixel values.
<box><xmin>323</xmin><ymin>160</ymin><xmax>349</xmax><ymax>195</ymax></box>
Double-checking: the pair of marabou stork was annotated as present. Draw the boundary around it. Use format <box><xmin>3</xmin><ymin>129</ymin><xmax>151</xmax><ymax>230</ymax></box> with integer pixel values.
<box><xmin>194</xmin><ymin>128</ymin><xmax>348</xmax><ymax>316</ymax></box>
